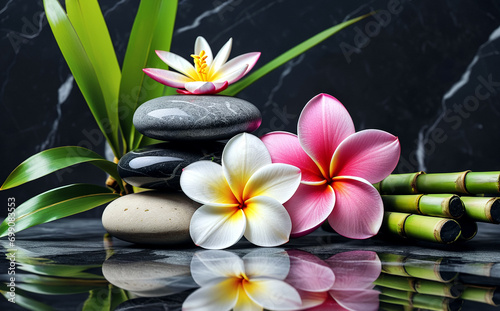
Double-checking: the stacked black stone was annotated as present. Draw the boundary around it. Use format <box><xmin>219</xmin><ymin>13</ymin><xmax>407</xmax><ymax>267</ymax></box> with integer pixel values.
<box><xmin>117</xmin><ymin>95</ymin><xmax>262</xmax><ymax>191</ymax></box>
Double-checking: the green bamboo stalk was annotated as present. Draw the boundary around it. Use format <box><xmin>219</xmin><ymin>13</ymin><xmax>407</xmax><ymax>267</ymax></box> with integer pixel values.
<box><xmin>456</xmin><ymin>217</ymin><xmax>478</xmax><ymax>241</ymax></box>
<box><xmin>382</xmin><ymin>212</ymin><xmax>410</xmax><ymax>238</ymax></box>
<box><xmin>374</xmin><ymin>172</ymin><xmax>425</xmax><ymax>194</ymax></box>
<box><xmin>382</xmin><ymin>194</ymin><xmax>464</xmax><ymax>218</ymax></box>
<box><xmin>374</xmin><ymin>273</ymin><xmax>415</xmax><ymax>292</ymax></box>
<box><xmin>415</xmin><ymin>280</ymin><xmax>464</xmax><ymax>298</ymax></box>
<box><xmin>379</xmin><ymin>253</ymin><xmax>409</xmax><ymax>277</ymax></box>
<box><xmin>404</xmin><ymin>257</ymin><xmax>458</xmax><ymax>283</ymax></box>
<box><xmin>378</xmin><ymin>286</ymin><xmax>413</xmax><ymax>300</ymax></box>
<box><xmin>382</xmin><ymin>212</ymin><xmax>462</xmax><ymax>244</ymax></box>
<box><xmin>378</xmin><ymin>301</ymin><xmax>412</xmax><ymax>311</ymax></box>
<box><xmin>412</xmin><ymin>293</ymin><xmax>463</xmax><ymax>311</ymax></box>
<box><xmin>404</xmin><ymin>214</ymin><xmax>461</xmax><ymax>244</ymax></box>
<box><xmin>416</xmin><ymin>171</ymin><xmax>470</xmax><ymax>194</ymax></box>
<box><xmin>461</xmin><ymin>285</ymin><xmax>500</xmax><ymax>306</ymax></box>
<box><xmin>465</xmin><ymin>171</ymin><xmax>500</xmax><ymax>194</ymax></box>
<box><xmin>460</xmin><ymin>196</ymin><xmax>500</xmax><ymax>223</ymax></box>
<box><xmin>379</xmin><ymin>292</ymin><xmax>462</xmax><ymax>311</ymax></box>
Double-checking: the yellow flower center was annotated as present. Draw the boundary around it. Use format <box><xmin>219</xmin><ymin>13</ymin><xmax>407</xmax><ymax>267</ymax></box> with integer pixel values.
<box><xmin>239</xmin><ymin>272</ymin><xmax>250</xmax><ymax>282</ymax></box>
<box><xmin>191</xmin><ymin>50</ymin><xmax>209</xmax><ymax>81</ymax></box>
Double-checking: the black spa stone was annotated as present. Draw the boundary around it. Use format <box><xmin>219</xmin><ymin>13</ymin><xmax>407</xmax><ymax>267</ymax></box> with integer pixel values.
<box><xmin>117</xmin><ymin>142</ymin><xmax>225</xmax><ymax>190</ymax></box>
<box><xmin>133</xmin><ymin>95</ymin><xmax>262</xmax><ymax>141</ymax></box>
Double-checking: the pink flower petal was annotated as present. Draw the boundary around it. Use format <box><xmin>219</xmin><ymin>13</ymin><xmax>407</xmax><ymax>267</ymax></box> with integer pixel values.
<box><xmin>329</xmin><ymin>289</ymin><xmax>380</xmax><ymax>311</ymax></box>
<box><xmin>330</xmin><ymin>129</ymin><xmax>400</xmax><ymax>184</ymax></box>
<box><xmin>215</xmin><ymin>52</ymin><xmax>261</xmax><ymax>79</ymax></box>
<box><xmin>326</xmin><ymin>251</ymin><xmax>381</xmax><ymax>290</ymax></box>
<box><xmin>142</xmin><ymin>68</ymin><xmax>193</xmax><ymax>88</ymax></box>
<box><xmin>284</xmin><ymin>183</ymin><xmax>335</xmax><ymax>237</ymax></box>
<box><xmin>328</xmin><ymin>177</ymin><xmax>383</xmax><ymax>239</ymax></box>
<box><xmin>286</xmin><ymin>250</ymin><xmax>335</xmax><ymax>292</ymax></box>
<box><xmin>184</xmin><ymin>81</ymin><xmax>228</xmax><ymax>94</ymax></box>
<box><xmin>208</xmin><ymin>37</ymin><xmax>232</xmax><ymax>76</ymax></box>
<box><xmin>155</xmin><ymin>50</ymin><xmax>198</xmax><ymax>80</ymax></box>
<box><xmin>212</xmin><ymin>65</ymin><xmax>248</xmax><ymax>85</ymax></box>
<box><xmin>261</xmin><ymin>132</ymin><xmax>325</xmax><ymax>184</ymax></box>
<box><xmin>297</xmin><ymin>94</ymin><xmax>355</xmax><ymax>177</ymax></box>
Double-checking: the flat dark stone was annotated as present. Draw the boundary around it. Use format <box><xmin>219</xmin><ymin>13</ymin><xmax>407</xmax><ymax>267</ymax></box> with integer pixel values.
<box><xmin>133</xmin><ymin>95</ymin><xmax>262</xmax><ymax>141</ymax></box>
<box><xmin>118</xmin><ymin>142</ymin><xmax>224</xmax><ymax>190</ymax></box>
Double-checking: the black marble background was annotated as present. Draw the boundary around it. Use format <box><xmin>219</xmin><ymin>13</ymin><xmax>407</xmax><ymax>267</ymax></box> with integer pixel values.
<box><xmin>1</xmin><ymin>0</ymin><xmax>500</xmax><ymax>218</ymax></box>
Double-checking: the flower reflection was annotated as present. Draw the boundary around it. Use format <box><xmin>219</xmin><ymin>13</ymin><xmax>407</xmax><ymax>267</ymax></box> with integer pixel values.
<box><xmin>183</xmin><ymin>249</ymin><xmax>302</xmax><ymax>311</ymax></box>
<box><xmin>286</xmin><ymin>250</ymin><xmax>381</xmax><ymax>311</ymax></box>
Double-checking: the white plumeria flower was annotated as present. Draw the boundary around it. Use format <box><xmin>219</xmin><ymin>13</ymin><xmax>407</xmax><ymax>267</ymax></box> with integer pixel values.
<box><xmin>183</xmin><ymin>249</ymin><xmax>302</xmax><ymax>311</ymax></box>
<box><xmin>143</xmin><ymin>36</ymin><xmax>261</xmax><ymax>95</ymax></box>
<box><xmin>180</xmin><ymin>133</ymin><xmax>301</xmax><ymax>249</ymax></box>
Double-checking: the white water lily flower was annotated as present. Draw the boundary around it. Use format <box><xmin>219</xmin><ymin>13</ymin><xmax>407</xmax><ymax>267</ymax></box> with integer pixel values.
<box><xmin>180</xmin><ymin>133</ymin><xmax>301</xmax><ymax>249</ymax></box>
<box><xmin>183</xmin><ymin>249</ymin><xmax>302</xmax><ymax>311</ymax></box>
<box><xmin>143</xmin><ymin>36</ymin><xmax>261</xmax><ymax>95</ymax></box>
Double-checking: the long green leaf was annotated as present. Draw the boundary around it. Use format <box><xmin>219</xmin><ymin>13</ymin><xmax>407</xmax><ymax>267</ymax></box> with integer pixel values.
<box><xmin>221</xmin><ymin>13</ymin><xmax>373</xmax><ymax>96</ymax></box>
<box><xmin>1</xmin><ymin>287</ymin><xmax>54</xmax><ymax>311</ymax></box>
<box><xmin>118</xmin><ymin>0</ymin><xmax>177</xmax><ymax>152</ymax></box>
<box><xmin>1</xmin><ymin>146</ymin><xmax>120</xmax><ymax>190</ymax></box>
<box><xmin>0</xmin><ymin>184</ymin><xmax>120</xmax><ymax>237</ymax></box>
<box><xmin>43</xmin><ymin>0</ymin><xmax>120</xmax><ymax>156</ymax></box>
<box><xmin>66</xmin><ymin>0</ymin><xmax>121</xmax><ymax>156</ymax></box>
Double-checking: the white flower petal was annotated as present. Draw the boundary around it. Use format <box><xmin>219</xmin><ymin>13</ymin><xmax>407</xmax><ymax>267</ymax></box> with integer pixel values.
<box><xmin>212</xmin><ymin>65</ymin><xmax>248</xmax><ymax>85</ymax></box>
<box><xmin>180</xmin><ymin>161</ymin><xmax>238</xmax><ymax>207</ymax></box>
<box><xmin>143</xmin><ymin>68</ymin><xmax>193</xmax><ymax>88</ymax></box>
<box><xmin>243</xmin><ymin>196</ymin><xmax>291</xmax><ymax>247</ymax></box>
<box><xmin>243</xmin><ymin>278</ymin><xmax>302</xmax><ymax>310</ymax></box>
<box><xmin>215</xmin><ymin>52</ymin><xmax>261</xmax><ymax>80</ymax></box>
<box><xmin>243</xmin><ymin>163</ymin><xmax>301</xmax><ymax>204</ymax></box>
<box><xmin>223</xmin><ymin>133</ymin><xmax>272</xmax><ymax>202</ymax></box>
<box><xmin>190</xmin><ymin>204</ymin><xmax>246</xmax><ymax>249</ymax></box>
<box><xmin>155</xmin><ymin>50</ymin><xmax>198</xmax><ymax>80</ymax></box>
<box><xmin>243</xmin><ymin>249</ymin><xmax>290</xmax><ymax>280</ymax></box>
<box><xmin>190</xmin><ymin>250</ymin><xmax>244</xmax><ymax>286</ymax></box>
<box><xmin>208</xmin><ymin>37</ymin><xmax>232</xmax><ymax>77</ymax></box>
<box><xmin>183</xmin><ymin>278</ymin><xmax>239</xmax><ymax>311</ymax></box>
<box><xmin>194</xmin><ymin>36</ymin><xmax>213</xmax><ymax>65</ymax></box>
<box><xmin>234</xmin><ymin>286</ymin><xmax>262</xmax><ymax>311</ymax></box>
<box><xmin>184</xmin><ymin>81</ymin><xmax>228</xmax><ymax>94</ymax></box>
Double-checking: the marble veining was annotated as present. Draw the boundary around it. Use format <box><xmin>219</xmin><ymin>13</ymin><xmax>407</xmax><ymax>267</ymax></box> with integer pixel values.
<box><xmin>175</xmin><ymin>0</ymin><xmax>238</xmax><ymax>35</ymax></box>
<box><xmin>37</xmin><ymin>74</ymin><xmax>74</xmax><ymax>152</ymax></box>
<box><xmin>415</xmin><ymin>25</ymin><xmax>500</xmax><ymax>171</ymax></box>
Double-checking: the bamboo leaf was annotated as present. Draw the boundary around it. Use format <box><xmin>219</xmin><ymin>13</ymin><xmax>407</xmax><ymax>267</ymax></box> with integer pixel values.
<box><xmin>43</xmin><ymin>0</ymin><xmax>120</xmax><ymax>156</ymax></box>
<box><xmin>0</xmin><ymin>184</ymin><xmax>120</xmax><ymax>237</ymax></box>
<box><xmin>1</xmin><ymin>287</ymin><xmax>54</xmax><ymax>311</ymax></box>
<box><xmin>82</xmin><ymin>285</ymin><xmax>128</xmax><ymax>311</ymax></box>
<box><xmin>221</xmin><ymin>13</ymin><xmax>373</xmax><ymax>96</ymax></box>
<box><xmin>119</xmin><ymin>0</ymin><xmax>178</xmax><ymax>152</ymax></box>
<box><xmin>66</xmin><ymin>0</ymin><xmax>121</xmax><ymax>155</ymax></box>
<box><xmin>1</xmin><ymin>146</ymin><xmax>120</xmax><ymax>190</ymax></box>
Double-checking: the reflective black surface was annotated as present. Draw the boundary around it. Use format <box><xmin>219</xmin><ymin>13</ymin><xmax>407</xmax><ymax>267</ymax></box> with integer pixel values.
<box><xmin>1</xmin><ymin>219</ymin><xmax>500</xmax><ymax>310</ymax></box>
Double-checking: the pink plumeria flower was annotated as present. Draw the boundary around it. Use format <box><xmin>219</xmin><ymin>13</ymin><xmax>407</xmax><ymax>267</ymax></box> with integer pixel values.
<box><xmin>261</xmin><ymin>93</ymin><xmax>400</xmax><ymax>238</ymax></box>
<box><xmin>180</xmin><ymin>133</ymin><xmax>301</xmax><ymax>249</ymax></box>
<box><xmin>183</xmin><ymin>249</ymin><xmax>302</xmax><ymax>311</ymax></box>
<box><xmin>143</xmin><ymin>36</ymin><xmax>260</xmax><ymax>95</ymax></box>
